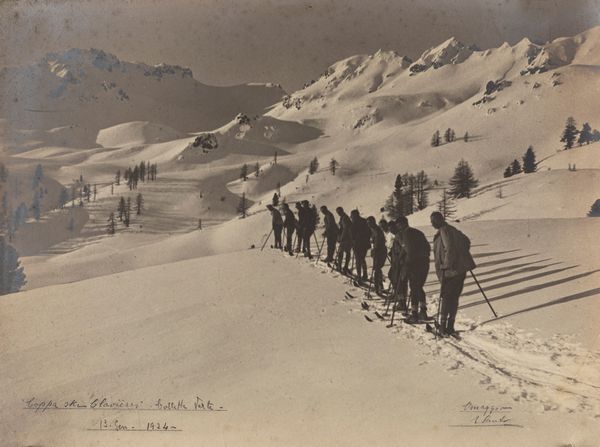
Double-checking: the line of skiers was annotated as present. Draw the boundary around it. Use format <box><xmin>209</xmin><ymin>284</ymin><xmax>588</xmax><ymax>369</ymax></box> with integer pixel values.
<box><xmin>266</xmin><ymin>202</ymin><xmax>476</xmax><ymax>337</ymax></box>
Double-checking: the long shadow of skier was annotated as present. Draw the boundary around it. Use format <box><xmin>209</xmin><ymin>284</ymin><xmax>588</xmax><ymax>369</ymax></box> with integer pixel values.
<box><xmin>459</xmin><ymin>269</ymin><xmax>600</xmax><ymax>310</ymax></box>
<box><xmin>480</xmin><ymin>287</ymin><xmax>600</xmax><ymax>324</ymax></box>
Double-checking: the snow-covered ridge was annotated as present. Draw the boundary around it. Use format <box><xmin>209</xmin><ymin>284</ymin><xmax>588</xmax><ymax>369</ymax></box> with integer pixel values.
<box><xmin>43</xmin><ymin>48</ymin><xmax>194</xmax><ymax>81</ymax></box>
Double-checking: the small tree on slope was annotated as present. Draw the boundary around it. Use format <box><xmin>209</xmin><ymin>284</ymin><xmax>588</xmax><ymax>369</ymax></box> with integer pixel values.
<box><xmin>511</xmin><ymin>159</ymin><xmax>522</xmax><ymax>175</ymax></box>
<box><xmin>560</xmin><ymin>116</ymin><xmax>578</xmax><ymax>150</ymax></box>
<box><xmin>237</xmin><ymin>193</ymin><xmax>248</xmax><ymax>218</ymax></box>
<box><xmin>107</xmin><ymin>212</ymin><xmax>116</xmax><ymax>235</ymax></box>
<box><xmin>438</xmin><ymin>189</ymin><xmax>456</xmax><ymax>220</ymax></box>
<box><xmin>0</xmin><ymin>236</ymin><xmax>26</xmax><ymax>294</ymax></box>
<box><xmin>522</xmin><ymin>146</ymin><xmax>537</xmax><ymax>173</ymax></box>
<box><xmin>588</xmin><ymin>199</ymin><xmax>600</xmax><ymax>217</ymax></box>
<box><xmin>448</xmin><ymin>159</ymin><xmax>478</xmax><ymax>199</ymax></box>
<box><xmin>578</xmin><ymin>123</ymin><xmax>593</xmax><ymax>146</ymax></box>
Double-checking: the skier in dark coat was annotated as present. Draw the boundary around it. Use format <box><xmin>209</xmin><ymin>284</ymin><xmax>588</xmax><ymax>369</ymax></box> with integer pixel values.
<box><xmin>350</xmin><ymin>209</ymin><xmax>371</xmax><ymax>283</ymax></box>
<box><xmin>266</xmin><ymin>205</ymin><xmax>284</xmax><ymax>249</ymax></box>
<box><xmin>302</xmin><ymin>200</ymin><xmax>316</xmax><ymax>258</ymax></box>
<box><xmin>320</xmin><ymin>205</ymin><xmax>339</xmax><ymax>263</ymax></box>
<box><xmin>295</xmin><ymin>202</ymin><xmax>307</xmax><ymax>253</ymax></box>
<box><xmin>367</xmin><ymin>216</ymin><xmax>387</xmax><ymax>295</ymax></box>
<box><xmin>389</xmin><ymin>220</ymin><xmax>409</xmax><ymax>311</ymax></box>
<box><xmin>431</xmin><ymin>211</ymin><xmax>476</xmax><ymax>336</ymax></box>
<box><xmin>282</xmin><ymin>203</ymin><xmax>296</xmax><ymax>255</ymax></box>
<box><xmin>335</xmin><ymin>206</ymin><xmax>353</xmax><ymax>274</ymax></box>
<box><xmin>396</xmin><ymin>216</ymin><xmax>431</xmax><ymax>323</ymax></box>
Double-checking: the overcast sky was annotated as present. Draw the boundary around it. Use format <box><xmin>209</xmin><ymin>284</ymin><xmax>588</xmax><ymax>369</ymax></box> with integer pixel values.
<box><xmin>1</xmin><ymin>0</ymin><xmax>599</xmax><ymax>90</ymax></box>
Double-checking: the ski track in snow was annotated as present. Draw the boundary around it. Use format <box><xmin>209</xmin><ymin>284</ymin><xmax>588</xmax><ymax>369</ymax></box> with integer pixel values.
<box><xmin>281</xmin><ymin>249</ymin><xmax>600</xmax><ymax>418</ymax></box>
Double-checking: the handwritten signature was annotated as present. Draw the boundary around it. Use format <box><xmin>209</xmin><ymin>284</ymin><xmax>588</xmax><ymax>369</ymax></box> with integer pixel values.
<box><xmin>451</xmin><ymin>401</ymin><xmax>522</xmax><ymax>428</ymax></box>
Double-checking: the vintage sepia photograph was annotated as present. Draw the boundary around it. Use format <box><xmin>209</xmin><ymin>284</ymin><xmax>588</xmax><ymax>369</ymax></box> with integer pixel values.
<box><xmin>0</xmin><ymin>0</ymin><xmax>599</xmax><ymax>445</ymax></box>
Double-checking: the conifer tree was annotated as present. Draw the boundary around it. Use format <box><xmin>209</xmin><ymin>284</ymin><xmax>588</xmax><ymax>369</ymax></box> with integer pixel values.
<box><xmin>31</xmin><ymin>192</ymin><xmax>41</xmax><ymax>221</ymax></box>
<box><xmin>588</xmin><ymin>199</ymin><xmax>600</xmax><ymax>217</ymax></box>
<box><xmin>415</xmin><ymin>170</ymin><xmax>430</xmax><ymax>210</ymax></box>
<box><xmin>438</xmin><ymin>188</ymin><xmax>456</xmax><ymax>219</ymax></box>
<box><xmin>522</xmin><ymin>146</ymin><xmax>537</xmax><ymax>173</ymax></box>
<box><xmin>309</xmin><ymin>157</ymin><xmax>319</xmax><ymax>175</ymax></box>
<box><xmin>254</xmin><ymin>162</ymin><xmax>260</xmax><ymax>177</ymax></box>
<box><xmin>272</xmin><ymin>193</ymin><xmax>279</xmax><ymax>206</ymax></box>
<box><xmin>448</xmin><ymin>159</ymin><xmax>479</xmax><ymax>199</ymax></box>
<box><xmin>503</xmin><ymin>166</ymin><xmax>513</xmax><ymax>178</ymax></box>
<box><xmin>511</xmin><ymin>159</ymin><xmax>522</xmax><ymax>175</ymax></box>
<box><xmin>240</xmin><ymin>164</ymin><xmax>248</xmax><ymax>181</ymax></box>
<box><xmin>107</xmin><ymin>212</ymin><xmax>116</xmax><ymax>235</ymax></box>
<box><xmin>139</xmin><ymin>161</ymin><xmax>146</xmax><ymax>182</ymax></box>
<box><xmin>578</xmin><ymin>123</ymin><xmax>592</xmax><ymax>146</ymax></box>
<box><xmin>463</xmin><ymin>132</ymin><xmax>469</xmax><ymax>142</ymax></box>
<box><xmin>0</xmin><ymin>236</ymin><xmax>26</xmax><ymax>294</ymax></box>
<box><xmin>135</xmin><ymin>193</ymin><xmax>144</xmax><ymax>215</ymax></box>
<box><xmin>560</xmin><ymin>116</ymin><xmax>578</xmax><ymax>149</ymax></box>
<box><xmin>384</xmin><ymin>174</ymin><xmax>405</xmax><ymax>220</ymax></box>
<box><xmin>431</xmin><ymin>130</ymin><xmax>440</xmax><ymax>147</ymax></box>
<box><xmin>124</xmin><ymin>198</ymin><xmax>131</xmax><ymax>227</ymax></box>
<box><xmin>32</xmin><ymin>164</ymin><xmax>43</xmax><ymax>189</ymax></box>
<box><xmin>118</xmin><ymin>196</ymin><xmax>126</xmax><ymax>221</ymax></box>
<box><xmin>329</xmin><ymin>158</ymin><xmax>339</xmax><ymax>175</ymax></box>
<box><xmin>115</xmin><ymin>169</ymin><xmax>121</xmax><ymax>185</ymax></box>
<box><xmin>237</xmin><ymin>192</ymin><xmax>248</xmax><ymax>218</ymax></box>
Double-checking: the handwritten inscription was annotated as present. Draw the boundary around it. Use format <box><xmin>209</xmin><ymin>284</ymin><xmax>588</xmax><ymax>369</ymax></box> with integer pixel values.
<box><xmin>23</xmin><ymin>396</ymin><xmax>226</xmax><ymax>413</ymax></box>
<box><xmin>451</xmin><ymin>401</ymin><xmax>522</xmax><ymax>428</ymax></box>
<box><xmin>87</xmin><ymin>418</ymin><xmax>181</xmax><ymax>432</ymax></box>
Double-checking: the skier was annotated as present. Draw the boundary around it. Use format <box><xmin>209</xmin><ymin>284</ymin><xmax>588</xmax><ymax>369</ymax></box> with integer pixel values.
<box><xmin>302</xmin><ymin>200</ymin><xmax>316</xmax><ymax>258</ymax></box>
<box><xmin>389</xmin><ymin>219</ymin><xmax>408</xmax><ymax>311</ymax></box>
<box><xmin>335</xmin><ymin>206</ymin><xmax>353</xmax><ymax>274</ymax></box>
<box><xmin>367</xmin><ymin>216</ymin><xmax>387</xmax><ymax>295</ymax></box>
<box><xmin>396</xmin><ymin>216</ymin><xmax>431</xmax><ymax>323</ymax></box>
<box><xmin>266</xmin><ymin>205</ymin><xmax>284</xmax><ymax>249</ymax></box>
<box><xmin>350</xmin><ymin>209</ymin><xmax>371</xmax><ymax>284</ymax></box>
<box><xmin>282</xmin><ymin>203</ymin><xmax>296</xmax><ymax>255</ymax></box>
<box><xmin>320</xmin><ymin>205</ymin><xmax>339</xmax><ymax>263</ymax></box>
<box><xmin>430</xmin><ymin>211</ymin><xmax>476</xmax><ymax>336</ymax></box>
<box><xmin>295</xmin><ymin>202</ymin><xmax>307</xmax><ymax>253</ymax></box>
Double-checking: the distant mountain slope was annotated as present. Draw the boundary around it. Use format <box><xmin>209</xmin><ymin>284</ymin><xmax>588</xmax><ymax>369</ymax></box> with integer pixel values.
<box><xmin>0</xmin><ymin>48</ymin><xmax>286</xmax><ymax>150</ymax></box>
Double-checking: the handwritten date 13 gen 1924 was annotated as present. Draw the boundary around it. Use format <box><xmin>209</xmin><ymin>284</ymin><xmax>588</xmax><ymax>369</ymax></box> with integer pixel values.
<box><xmin>451</xmin><ymin>401</ymin><xmax>523</xmax><ymax>428</ymax></box>
<box><xmin>23</xmin><ymin>395</ymin><xmax>226</xmax><ymax>413</ymax></box>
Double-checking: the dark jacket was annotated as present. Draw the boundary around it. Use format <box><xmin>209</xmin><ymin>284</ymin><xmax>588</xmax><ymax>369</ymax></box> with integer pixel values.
<box><xmin>433</xmin><ymin>224</ymin><xmax>476</xmax><ymax>279</ymax></box>
<box><xmin>323</xmin><ymin>210</ymin><xmax>339</xmax><ymax>237</ymax></box>
<box><xmin>283</xmin><ymin>208</ymin><xmax>296</xmax><ymax>230</ymax></box>
<box><xmin>370</xmin><ymin>225</ymin><xmax>388</xmax><ymax>260</ymax></box>
<box><xmin>305</xmin><ymin>206</ymin><xmax>317</xmax><ymax>233</ymax></box>
<box><xmin>399</xmin><ymin>227</ymin><xmax>430</xmax><ymax>268</ymax></box>
<box><xmin>296</xmin><ymin>206</ymin><xmax>308</xmax><ymax>231</ymax></box>
<box><xmin>338</xmin><ymin>213</ymin><xmax>352</xmax><ymax>245</ymax></box>
<box><xmin>271</xmin><ymin>208</ymin><xmax>283</xmax><ymax>227</ymax></box>
<box><xmin>351</xmin><ymin>216</ymin><xmax>371</xmax><ymax>251</ymax></box>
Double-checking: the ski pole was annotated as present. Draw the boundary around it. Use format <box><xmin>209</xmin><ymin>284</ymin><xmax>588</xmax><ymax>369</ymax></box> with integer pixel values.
<box><xmin>388</xmin><ymin>287</ymin><xmax>400</xmax><ymax>327</ymax></box>
<box><xmin>315</xmin><ymin>233</ymin><xmax>326</xmax><ymax>263</ymax></box>
<box><xmin>313</xmin><ymin>233</ymin><xmax>321</xmax><ymax>260</ymax></box>
<box><xmin>366</xmin><ymin>262</ymin><xmax>375</xmax><ymax>299</ymax></box>
<box><xmin>260</xmin><ymin>228</ymin><xmax>273</xmax><ymax>251</ymax></box>
<box><xmin>331</xmin><ymin>242</ymin><xmax>342</xmax><ymax>272</ymax></box>
<box><xmin>384</xmin><ymin>284</ymin><xmax>394</xmax><ymax>316</ymax></box>
<box><xmin>436</xmin><ymin>272</ymin><xmax>444</xmax><ymax>339</ymax></box>
<box><xmin>470</xmin><ymin>270</ymin><xmax>498</xmax><ymax>318</ymax></box>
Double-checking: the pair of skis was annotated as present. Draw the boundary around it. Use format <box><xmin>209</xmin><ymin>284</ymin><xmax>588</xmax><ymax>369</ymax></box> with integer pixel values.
<box><xmin>346</xmin><ymin>290</ymin><xmax>461</xmax><ymax>340</ymax></box>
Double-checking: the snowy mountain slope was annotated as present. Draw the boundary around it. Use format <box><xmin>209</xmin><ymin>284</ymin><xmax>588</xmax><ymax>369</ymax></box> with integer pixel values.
<box><xmin>3</xmin><ymin>249</ymin><xmax>599</xmax><ymax>447</ymax></box>
<box><xmin>96</xmin><ymin>121</ymin><xmax>186</xmax><ymax>148</ymax></box>
<box><xmin>0</xmin><ymin>48</ymin><xmax>285</xmax><ymax>151</ymax></box>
